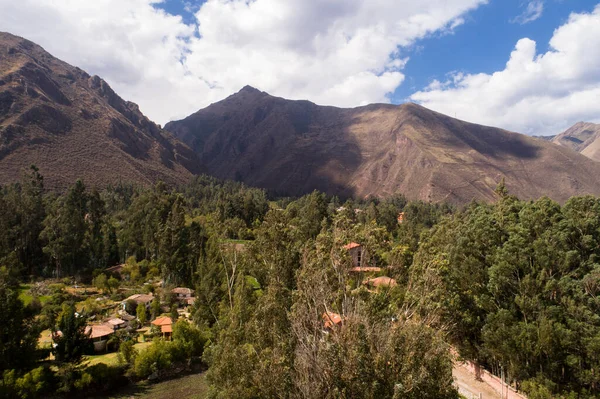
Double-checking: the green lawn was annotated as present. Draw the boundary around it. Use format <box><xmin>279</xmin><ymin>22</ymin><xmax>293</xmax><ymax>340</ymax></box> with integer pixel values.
<box><xmin>18</xmin><ymin>284</ymin><xmax>50</xmax><ymax>306</ymax></box>
<box><xmin>85</xmin><ymin>342</ymin><xmax>152</xmax><ymax>366</ymax></box>
<box><xmin>110</xmin><ymin>371</ymin><xmax>208</xmax><ymax>399</ymax></box>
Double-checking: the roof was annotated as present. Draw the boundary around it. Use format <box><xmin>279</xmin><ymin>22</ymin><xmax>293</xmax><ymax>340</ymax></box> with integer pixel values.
<box><xmin>349</xmin><ymin>267</ymin><xmax>382</xmax><ymax>273</ymax></box>
<box><xmin>322</xmin><ymin>311</ymin><xmax>343</xmax><ymax>329</ymax></box>
<box><xmin>171</xmin><ymin>287</ymin><xmax>194</xmax><ymax>295</ymax></box>
<box><xmin>161</xmin><ymin>324</ymin><xmax>173</xmax><ymax>334</ymax></box>
<box><xmin>85</xmin><ymin>324</ymin><xmax>115</xmax><ymax>339</ymax></box>
<box><xmin>364</xmin><ymin>276</ymin><xmax>398</xmax><ymax>288</ymax></box>
<box><xmin>151</xmin><ymin>316</ymin><xmax>173</xmax><ymax>326</ymax></box>
<box><xmin>343</xmin><ymin>242</ymin><xmax>362</xmax><ymax>250</ymax></box>
<box><xmin>105</xmin><ymin>264</ymin><xmax>125</xmax><ymax>274</ymax></box>
<box><xmin>123</xmin><ymin>293</ymin><xmax>154</xmax><ymax>304</ymax></box>
<box><xmin>107</xmin><ymin>318</ymin><xmax>125</xmax><ymax>326</ymax></box>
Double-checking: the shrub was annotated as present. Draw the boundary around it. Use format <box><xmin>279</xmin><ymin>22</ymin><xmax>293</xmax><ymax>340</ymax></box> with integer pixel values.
<box><xmin>133</xmin><ymin>340</ymin><xmax>173</xmax><ymax>378</ymax></box>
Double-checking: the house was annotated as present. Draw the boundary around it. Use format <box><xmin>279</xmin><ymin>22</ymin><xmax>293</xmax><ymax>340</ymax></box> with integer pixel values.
<box><xmin>364</xmin><ymin>276</ymin><xmax>398</xmax><ymax>289</ymax></box>
<box><xmin>397</xmin><ymin>212</ymin><xmax>405</xmax><ymax>224</ymax></box>
<box><xmin>85</xmin><ymin>324</ymin><xmax>115</xmax><ymax>353</ymax></box>
<box><xmin>107</xmin><ymin>318</ymin><xmax>126</xmax><ymax>330</ymax></box>
<box><xmin>322</xmin><ymin>311</ymin><xmax>344</xmax><ymax>331</ymax></box>
<box><xmin>105</xmin><ymin>264</ymin><xmax>125</xmax><ymax>276</ymax></box>
<box><xmin>343</xmin><ymin>242</ymin><xmax>368</xmax><ymax>268</ymax></box>
<box><xmin>172</xmin><ymin>287</ymin><xmax>194</xmax><ymax>299</ymax></box>
<box><xmin>151</xmin><ymin>316</ymin><xmax>173</xmax><ymax>340</ymax></box>
<box><xmin>121</xmin><ymin>293</ymin><xmax>154</xmax><ymax>312</ymax></box>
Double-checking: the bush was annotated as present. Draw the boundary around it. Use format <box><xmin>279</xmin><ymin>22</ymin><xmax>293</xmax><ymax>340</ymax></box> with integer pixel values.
<box><xmin>1</xmin><ymin>367</ymin><xmax>55</xmax><ymax>399</ymax></box>
<box><xmin>133</xmin><ymin>340</ymin><xmax>173</xmax><ymax>378</ymax></box>
<box><xmin>172</xmin><ymin>320</ymin><xmax>209</xmax><ymax>359</ymax></box>
<box><xmin>118</xmin><ymin>340</ymin><xmax>137</xmax><ymax>366</ymax></box>
<box><xmin>124</xmin><ymin>299</ymin><xmax>137</xmax><ymax>315</ymax></box>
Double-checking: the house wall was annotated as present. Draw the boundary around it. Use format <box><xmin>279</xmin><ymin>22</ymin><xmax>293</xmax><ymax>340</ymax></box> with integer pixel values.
<box><xmin>348</xmin><ymin>246</ymin><xmax>367</xmax><ymax>267</ymax></box>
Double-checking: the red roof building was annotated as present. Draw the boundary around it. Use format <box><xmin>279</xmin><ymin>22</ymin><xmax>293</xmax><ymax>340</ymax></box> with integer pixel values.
<box><xmin>322</xmin><ymin>311</ymin><xmax>344</xmax><ymax>330</ymax></box>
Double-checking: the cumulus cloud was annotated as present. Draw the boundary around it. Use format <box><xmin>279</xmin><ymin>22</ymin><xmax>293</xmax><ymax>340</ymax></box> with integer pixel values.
<box><xmin>511</xmin><ymin>0</ymin><xmax>544</xmax><ymax>24</ymax></box>
<box><xmin>411</xmin><ymin>4</ymin><xmax>600</xmax><ymax>136</ymax></box>
<box><xmin>0</xmin><ymin>0</ymin><xmax>485</xmax><ymax>124</ymax></box>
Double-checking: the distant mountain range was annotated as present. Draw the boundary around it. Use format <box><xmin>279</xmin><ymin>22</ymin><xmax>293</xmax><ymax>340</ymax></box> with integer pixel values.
<box><xmin>0</xmin><ymin>32</ymin><xmax>201</xmax><ymax>190</ymax></box>
<box><xmin>165</xmin><ymin>86</ymin><xmax>600</xmax><ymax>203</ymax></box>
<box><xmin>552</xmin><ymin>122</ymin><xmax>600</xmax><ymax>162</ymax></box>
<box><xmin>2</xmin><ymin>31</ymin><xmax>600</xmax><ymax>204</ymax></box>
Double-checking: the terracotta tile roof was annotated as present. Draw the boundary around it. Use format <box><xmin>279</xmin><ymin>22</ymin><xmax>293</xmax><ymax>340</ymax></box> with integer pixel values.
<box><xmin>85</xmin><ymin>324</ymin><xmax>115</xmax><ymax>339</ymax></box>
<box><xmin>161</xmin><ymin>324</ymin><xmax>173</xmax><ymax>334</ymax></box>
<box><xmin>349</xmin><ymin>267</ymin><xmax>382</xmax><ymax>273</ymax></box>
<box><xmin>364</xmin><ymin>276</ymin><xmax>398</xmax><ymax>288</ymax></box>
<box><xmin>322</xmin><ymin>311</ymin><xmax>343</xmax><ymax>329</ymax></box>
<box><xmin>343</xmin><ymin>242</ymin><xmax>362</xmax><ymax>250</ymax></box>
<box><xmin>151</xmin><ymin>316</ymin><xmax>172</xmax><ymax>326</ymax></box>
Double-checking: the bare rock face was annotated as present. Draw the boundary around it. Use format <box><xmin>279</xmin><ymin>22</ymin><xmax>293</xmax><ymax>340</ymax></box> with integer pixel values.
<box><xmin>0</xmin><ymin>31</ymin><xmax>202</xmax><ymax>189</ymax></box>
<box><xmin>166</xmin><ymin>88</ymin><xmax>600</xmax><ymax>204</ymax></box>
<box><xmin>553</xmin><ymin>122</ymin><xmax>600</xmax><ymax>162</ymax></box>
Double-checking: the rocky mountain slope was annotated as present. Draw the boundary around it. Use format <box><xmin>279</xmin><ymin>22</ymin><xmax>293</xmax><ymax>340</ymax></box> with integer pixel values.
<box><xmin>552</xmin><ymin>122</ymin><xmax>600</xmax><ymax>162</ymax></box>
<box><xmin>165</xmin><ymin>86</ymin><xmax>600</xmax><ymax>204</ymax></box>
<box><xmin>0</xmin><ymin>32</ymin><xmax>201</xmax><ymax>189</ymax></box>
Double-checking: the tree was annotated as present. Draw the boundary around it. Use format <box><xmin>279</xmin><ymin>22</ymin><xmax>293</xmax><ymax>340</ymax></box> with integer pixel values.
<box><xmin>170</xmin><ymin>304</ymin><xmax>179</xmax><ymax>324</ymax></box>
<box><xmin>53</xmin><ymin>304</ymin><xmax>90</xmax><ymax>363</ymax></box>
<box><xmin>150</xmin><ymin>298</ymin><xmax>161</xmax><ymax>321</ymax></box>
<box><xmin>136</xmin><ymin>303</ymin><xmax>147</xmax><ymax>326</ymax></box>
<box><xmin>92</xmin><ymin>274</ymin><xmax>108</xmax><ymax>293</ymax></box>
<box><xmin>0</xmin><ymin>267</ymin><xmax>40</xmax><ymax>372</ymax></box>
<box><xmin>41</xmin><ymin>180</ymin><xmax>89</xmax><ymax>277</ymax></box>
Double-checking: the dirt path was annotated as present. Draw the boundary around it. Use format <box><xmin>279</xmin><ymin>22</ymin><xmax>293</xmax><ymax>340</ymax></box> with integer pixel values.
<box><xmin>453</xmin><ymin>362</ymin><xmax>501</xmax><ymax>399</ymax></box>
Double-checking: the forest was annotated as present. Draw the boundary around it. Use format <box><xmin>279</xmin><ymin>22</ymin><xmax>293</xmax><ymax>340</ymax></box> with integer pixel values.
<box><xmin>1</xmin><ymin>166</ymin><xmax>599</xmax><ymax>399</ymax></box>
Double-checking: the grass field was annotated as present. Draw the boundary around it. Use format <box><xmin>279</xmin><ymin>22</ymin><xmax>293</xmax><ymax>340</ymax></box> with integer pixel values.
<box><xmin>18</xmin><ymin>284</ymin><xmax>51</xmax><ymax>306</ymax></box>
<box><xmin>85</xmin><ymin>342</ymin><xmax>152</xmax><ymax>366</ymax></box>
<box><xmin>110</xmin><ymin>371</ymin><xmax>208</xmax><ymax>399</ymax></box>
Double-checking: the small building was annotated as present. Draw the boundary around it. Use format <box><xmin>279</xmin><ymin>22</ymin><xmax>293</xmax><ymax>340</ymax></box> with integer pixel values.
<box><xmin>121</xmin><ymin>293</ymin><xmax>154</xmax><ymax>312</ymax></box>
<box><xmin>105</xmin><ymin>264</ymin><xmax>125</xmax><ymax>276</ymax></box>
<box><xmin>172</xmin><ymin>287</ymin><xmax>194</xmax><ymax>299</ymax></box>
<box><xmin>364</xmin><ymin>276</ymin><xmax>398</xmax><ymax>289</ymax></box>
<box><xmin>85</xmin><ymin>324</ymin><xmax>115</xmax><ymax>353</ymax></box>
<box><xmin>151</xmin><ymin>316</ymin><xmax>173</xmax><ymax>340</ymax></box>
<box><xmin>343</xmin><ymin>242</ymin><xmax>368</xmax><ymax>268</ymax></box>
<box><xmin>322</xmin><ymin>311</ymin><xmax>344</xmax><ymax>331</ymax></box>
<box><xmin>107</xmin><ymin>318</ymin><xmax>126</xmax><ymax>330</ymax></box>
<box><xmin>397</xmin><ymin>212</ymin><xmax>405</xmax><ymax>224</ymax></box>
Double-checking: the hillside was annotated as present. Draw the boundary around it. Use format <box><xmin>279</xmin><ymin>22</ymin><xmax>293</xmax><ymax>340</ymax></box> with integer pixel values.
<box><xmin>0</xmin><ymin>32</ymin><xmax>201</xmax><ymax>189</ymax></box>
<box><xmin>552</xmin><ymin>122</ymin><xmax>600</xmax><ymax>162</ymax></box>
<box><xmin>165</xmin><ymin>86</ymin><xmax>600</xmax><ymax>204</ymax></box>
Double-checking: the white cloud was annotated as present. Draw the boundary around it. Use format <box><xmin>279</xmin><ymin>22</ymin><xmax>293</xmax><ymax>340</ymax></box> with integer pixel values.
<box><xmin>0</xmin><ymin>0</ymin><xmax>486</xmax><ymax>124</ymax></box>
<box><xmin>511</xmin><ymin>0</ymin><xmax>544</xmax><ymax>25</ymax></box>
<box><xmin>411</xmin><ymin>4</ymin><xmax>600</xmax><ymax>136</ymax></box>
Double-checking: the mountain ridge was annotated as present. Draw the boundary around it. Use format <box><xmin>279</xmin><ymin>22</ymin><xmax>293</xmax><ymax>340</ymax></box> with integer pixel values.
<box><xmin>552</xmin><ymin>121</ymin><xmax>600</xmax><ymax>162</ymax></box>
<box><xmin>0</xmin><ymin>31</ymin><xmax>202</xmax><ymax>190</ymax></box>
<box><xmin>165</xmin><ymin>86</ymin><xmax>600</xmax><ymax>204</ymax></box>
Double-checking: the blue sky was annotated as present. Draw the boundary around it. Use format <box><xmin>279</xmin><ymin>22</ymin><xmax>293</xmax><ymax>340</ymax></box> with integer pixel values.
<box><xmin>2</xmin><ymin>0</ymin><xmax>599</xmax><ymax>134</ymax></box>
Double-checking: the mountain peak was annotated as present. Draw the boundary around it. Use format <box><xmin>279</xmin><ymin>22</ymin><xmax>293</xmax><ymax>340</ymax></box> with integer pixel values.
<box><xmin>238</xmin><ymin>85</ymin><xmax>263</xmax><ymax>94</ymax></box>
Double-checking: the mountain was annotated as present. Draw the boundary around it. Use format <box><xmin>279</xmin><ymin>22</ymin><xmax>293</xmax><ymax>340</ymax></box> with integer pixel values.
<box><xmin>165</xmin><ymin>86</ymin><xmax>600</xmax><ymax>204</ymax></box>
<box><xmin>0</xmin><ymin>32</ymin><xmax>201</xmax><ymax>189</ymax></box>
<box><xmin>552</xmin><ymin>122</ymin><xmax>600</xmax><ymax>162</ymax></box>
